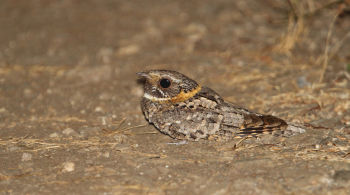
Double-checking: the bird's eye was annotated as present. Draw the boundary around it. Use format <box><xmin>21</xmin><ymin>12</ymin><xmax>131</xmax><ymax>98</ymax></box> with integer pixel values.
<box><xmin>159</xmin><ymin>78</ymin><xmax>171</xmax><ymax>88</ymax></box>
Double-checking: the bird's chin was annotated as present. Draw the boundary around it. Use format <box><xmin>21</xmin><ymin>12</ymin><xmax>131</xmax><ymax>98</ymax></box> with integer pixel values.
<box><xmin>143</xmin><ymin>93</ymin><xmax>171</xmax><ymax>102</ymax></box>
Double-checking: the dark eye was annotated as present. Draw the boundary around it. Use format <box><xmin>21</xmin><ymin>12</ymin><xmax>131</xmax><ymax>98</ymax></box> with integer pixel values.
<box><xmin>159</xmin><ymin>78</ymin><xmax>171</xmax><ymax>88</ymax></box>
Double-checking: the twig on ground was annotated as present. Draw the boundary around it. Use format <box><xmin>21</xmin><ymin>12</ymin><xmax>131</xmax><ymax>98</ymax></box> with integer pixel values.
<box><xmin>233</xmin><ymin>137</ymin><xmax>248</xmax><ymax>150</ymax></box>
<box><xmin>319</xmin><ymin>11</ymin><xmax>340</xmax><ymax>83</ymax></box>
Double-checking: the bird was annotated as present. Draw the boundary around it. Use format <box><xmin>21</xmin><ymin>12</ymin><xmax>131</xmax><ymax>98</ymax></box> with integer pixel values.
<box><xmin>137</xmin><ymin>70</ymin><xmax>305</xmax><ymax>141</ymax></box>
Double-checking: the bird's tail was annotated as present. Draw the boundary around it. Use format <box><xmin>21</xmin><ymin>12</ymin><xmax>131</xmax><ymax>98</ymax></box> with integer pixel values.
<box><xmin>284</xmin><ymin>122</ymin><xmax>306</xmax><ymax>136</ymax></box>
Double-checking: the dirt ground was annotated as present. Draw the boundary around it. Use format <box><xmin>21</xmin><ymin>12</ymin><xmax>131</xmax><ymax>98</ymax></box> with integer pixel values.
<box><xmin>1</xmin><ymin>0</ymin><xmax>350</xmax><ymax>194</ymax></box>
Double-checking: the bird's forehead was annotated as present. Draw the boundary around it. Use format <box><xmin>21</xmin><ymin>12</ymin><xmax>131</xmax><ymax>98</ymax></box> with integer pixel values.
<box><xmin>142</xmin><ymin>72</ymin><xmax>162</xmax><ymax>83</ymax></box>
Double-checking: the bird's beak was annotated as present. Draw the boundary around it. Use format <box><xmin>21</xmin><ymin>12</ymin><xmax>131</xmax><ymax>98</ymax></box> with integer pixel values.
<box><xmin>137</xmin><ymin>72</ymin><xmax>151</xmax><ymax>79</ymax></box>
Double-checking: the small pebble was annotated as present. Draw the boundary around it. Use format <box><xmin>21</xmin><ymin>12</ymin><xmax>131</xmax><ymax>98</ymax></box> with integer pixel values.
<box><xmin>46</xmin><ymin>89</ymin><xmax>52</xmax><ymax>94</ymax></box>
<box><xmin>0</xmin><ymin>107</ymin><xmax>6</xmax><ymax>113</ymax></box>
<box><xmin>22</xmin><ymin>153</ymin><xmax>32</xmax><ymax>161</ymax></box>
<box><xmin>62</xmin><ymin>162</ymin><xmax>75</xmax><ymax>172</ymax></box>
<box><xmin>95</xmin><ymin>106</ymin><xmax>103</xmax><ymax>112</ymax></box>
<box><xmin>101</xmin><ymin>117</ymin><xmax>107</xmax><ymax>125</ymax></box>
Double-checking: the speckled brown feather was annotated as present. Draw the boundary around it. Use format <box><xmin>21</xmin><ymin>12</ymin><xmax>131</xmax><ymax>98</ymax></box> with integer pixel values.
<box><xmin>237</xmin><ymin>114</ymin><xmax>288</xmax><ymax>137</ymax></box>
<box><xmin>138</xmin><ymin>70</ymin><xmax>305</xmax><ymax>141</ymax></box>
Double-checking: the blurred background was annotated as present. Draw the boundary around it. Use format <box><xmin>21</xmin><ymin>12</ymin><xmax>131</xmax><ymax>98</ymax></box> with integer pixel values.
<box><xmin>1</xmin><ymin>0</ymin><xmax>350</xmax><ymax>194</ymax></box>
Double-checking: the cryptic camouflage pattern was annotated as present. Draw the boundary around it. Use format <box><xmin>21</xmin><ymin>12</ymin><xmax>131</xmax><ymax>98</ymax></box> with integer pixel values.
<box><xmin>138</xmin><ymin>70</ymin><xmax>305</xmax><ymax>141</ymax></box>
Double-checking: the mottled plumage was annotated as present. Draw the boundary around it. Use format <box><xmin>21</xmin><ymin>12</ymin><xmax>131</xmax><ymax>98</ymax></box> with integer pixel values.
<box><xmin>138</xmin><ymin>70</ymin><xmax>305</xmax><ymax>141</ymax></box>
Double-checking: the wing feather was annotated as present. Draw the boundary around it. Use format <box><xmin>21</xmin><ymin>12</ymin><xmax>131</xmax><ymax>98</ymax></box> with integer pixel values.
<box><xmin>236</xmin><ymin>114</ymin><xmax>288</xmax><ymax>137</ymax></box>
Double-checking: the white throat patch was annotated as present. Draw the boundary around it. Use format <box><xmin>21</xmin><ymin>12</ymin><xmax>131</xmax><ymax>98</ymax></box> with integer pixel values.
<box><xmin>143</xmin><ymin>93</ymin><xmax>171</xmax><ymax>101</ymax></box>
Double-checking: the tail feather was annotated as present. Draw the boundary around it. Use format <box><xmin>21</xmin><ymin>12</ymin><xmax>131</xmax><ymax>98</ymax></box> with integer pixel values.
<box><xmin>235</xmin><ymin>114</ymin><xmax>306</xmax><ymax>138</ymax></box>
<box><xmin>284</xmin><ymin>122</ymin><xmax>306</xmax><ymax>136</ymax></box>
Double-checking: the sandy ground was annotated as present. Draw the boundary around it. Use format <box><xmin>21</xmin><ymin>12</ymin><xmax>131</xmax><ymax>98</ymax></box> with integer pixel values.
<box><xmin>1</xmin><ymin>0</ymin><xmax>350</xmax><ymax>194</ymax></box>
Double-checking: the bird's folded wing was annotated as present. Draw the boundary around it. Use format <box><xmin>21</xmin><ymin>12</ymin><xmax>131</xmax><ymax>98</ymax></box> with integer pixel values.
<box><xmin>236</xmin><ymin>114</ymin><xmax>288</xmax><ymax>137</ymax></box>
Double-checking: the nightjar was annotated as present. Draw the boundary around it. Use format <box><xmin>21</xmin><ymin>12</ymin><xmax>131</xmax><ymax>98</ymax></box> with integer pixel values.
<box><xmin>138</xmin><ymin>70</ymin><xmax>305</xmax><ymax>141</ymax></box>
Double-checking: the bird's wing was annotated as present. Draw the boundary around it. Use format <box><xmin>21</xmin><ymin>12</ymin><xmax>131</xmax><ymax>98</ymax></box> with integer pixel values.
<box><xmin>196</xmin><ymin>86</ymin><xmax>289</xmax><ymax>138</ymax></box>
<box><xmin>236</xmin><ymin>114</ymin><xmax>288</xmax><ymax>137</ymax></box>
